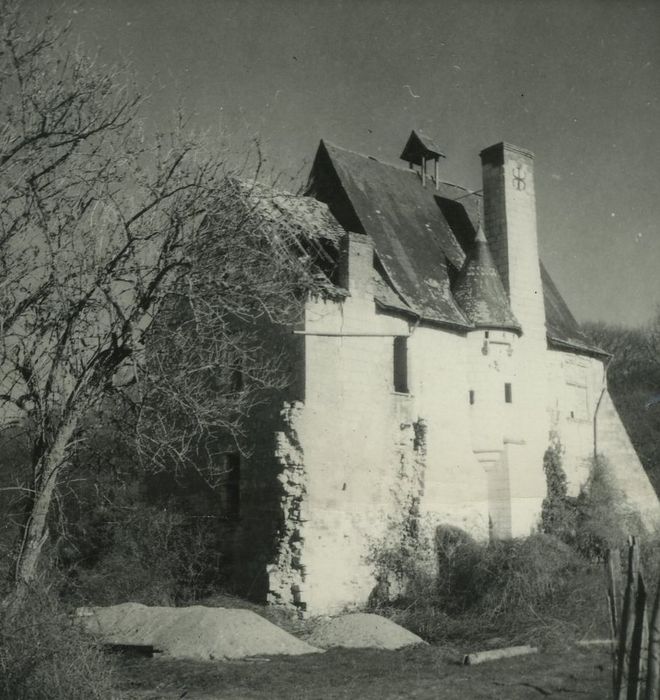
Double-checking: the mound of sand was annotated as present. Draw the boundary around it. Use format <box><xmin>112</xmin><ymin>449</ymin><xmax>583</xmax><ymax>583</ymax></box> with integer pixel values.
<box><xmin>77</xmin><ymin>603</ymin><xmax>322</xmax><ymax>661</ymax></box>
<box><xmin>306</xmin><ymin>613</ymin><xmax>426</xmax><ymax>650</ymax></box>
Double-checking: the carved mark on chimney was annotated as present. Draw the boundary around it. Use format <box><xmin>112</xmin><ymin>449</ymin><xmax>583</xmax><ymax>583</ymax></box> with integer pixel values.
<box><xmin>513</xmin><ymin>164</ymin><xmax>526</xmax><ymax>191</ymax></box>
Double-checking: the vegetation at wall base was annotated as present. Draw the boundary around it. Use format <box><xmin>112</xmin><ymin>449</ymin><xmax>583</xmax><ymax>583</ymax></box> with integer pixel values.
<box><xmin>368</xmin><ymin>441</ymin><xmax>660</xmax><ymax>650</ymax></box>
<box><xmin>0</xmin><ymin>588</ymin><xmax>115</xmax><ymax>700</ymax></box>
<box><xmin>369</xmin><ymin>530</ymin><xmax>609</xmax><ymax>649</ymax></box>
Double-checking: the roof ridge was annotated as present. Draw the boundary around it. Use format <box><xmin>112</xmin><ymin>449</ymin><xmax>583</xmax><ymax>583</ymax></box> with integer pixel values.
<box><xmin>322</xmin><ymin>140</ymin><xmax>416</xmax><ymax>175</ymax></box>
<box><xmin>322</xmin><ymin>140</ymin><xmax>476</xmax><ymax>197</ymax></box>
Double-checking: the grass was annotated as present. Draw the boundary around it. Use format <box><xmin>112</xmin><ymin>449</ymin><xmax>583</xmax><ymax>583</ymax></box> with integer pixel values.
<box><xmin>113</xmin><ymin>644</ymin><xmax>611</xmax><ymax>699</ymax></box>
<box><xmin>0</xmin><ymin>589</ymin><xmax>116</xmax><ymax>700</ymax></box>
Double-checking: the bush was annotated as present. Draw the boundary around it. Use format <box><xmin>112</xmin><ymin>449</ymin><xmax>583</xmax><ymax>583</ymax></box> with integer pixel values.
<box><xmin>540</xmin><ymin>434</ymin><xmax>579</xmax><ymax>545</ymax></box>
<box><xmin>369</xmin><ymin>526</ymin><xmax>607</xmax><ymax>646</ymax></box>
<box><xmin>0</xmin><ymin>589</ymin><xmax>115</xmax><ymax>700</ymax></box>
<box><xmin>575</xmin><ymin>455</ymin><xmax>645</xmax><ymax>561</ymax></box>
<box><xmin>62</xmin><ymin>502</ymin><xmax>226</xmax><ymax>606</ymax></box>
<box><xmin>432</xmin><ymin>531</ymin><xmax>583</xmax><ymax>619</ymax></box>
<box><xmin>539</xmin><ymin>439</ymin><xmax>646</xmax><ymax>562</ymax></box>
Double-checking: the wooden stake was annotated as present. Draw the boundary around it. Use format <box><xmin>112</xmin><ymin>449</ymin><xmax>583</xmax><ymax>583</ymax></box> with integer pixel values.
<box><xmin>618</xmin><ymin>539</ymin><xmax>640</xmax><ymax>699</ymax></box>
<box><xmin>608</xmin><ymin>548</ymin><xmax>623</xmax><ymax>691</ymax></box>
<box><xmin>647</xmin><ymin>574</ymin><xmax>660</xmax><ymax>700</ymax></box>
<box><xmin>630</xmin><ymin>572</ymin><xmax>648</xmax><ymax>699</ymax></box>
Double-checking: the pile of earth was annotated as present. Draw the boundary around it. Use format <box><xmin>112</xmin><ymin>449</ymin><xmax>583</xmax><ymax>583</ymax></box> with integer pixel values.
<box><xmin>77</xmin><ymin>603</ymin><xmax>322</xmax><ymax>661</ymax></box>
<box><xmin>305</xmin><ymin>612</ymin><xmax>426</xmax><ymax>650</ymax></box>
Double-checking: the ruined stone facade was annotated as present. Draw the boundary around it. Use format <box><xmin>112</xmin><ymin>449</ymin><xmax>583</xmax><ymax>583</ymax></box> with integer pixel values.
<box><xmin>231</xmin><ymin>134</ymin><xmax>660</xmax><ymax>614</ymax></box>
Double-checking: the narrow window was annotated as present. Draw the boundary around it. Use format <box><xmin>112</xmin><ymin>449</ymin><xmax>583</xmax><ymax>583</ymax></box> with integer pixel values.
<box><xmin>485</xmin><ymin>331</ymin><xmax>490</xmax><ymax>339</ymax></box>
<box><xmin>224</xmin><ymin>453</ymin><xmax>241</xmax><ymax>520</ymax></box>
<box><xmin>504</xmin><ymin>383</ymin><xmax>512</xmax><ymax>403</ymax></box>
<box><xmin>469</xmin><ymin>390</ymin><xmax>475</xmax><ymax>405</ymax></box>
<box><xmin>393</xmin><ymin>336</ymin><xmax>408</xmax><ymax>393</ymax></box>
<box><xmin>230</xmin><ymin>366</ymin><xmax>243</xmax><ymax>392</ymax></box>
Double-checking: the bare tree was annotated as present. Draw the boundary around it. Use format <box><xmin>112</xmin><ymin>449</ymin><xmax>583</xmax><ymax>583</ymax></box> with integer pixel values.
<box><xmin>133</xmin><ymin>179</ymin><xmax>339</xmax><ymax>482</ymax></box>
<box><xmin>0</xmin><ymin>2</ymin><xmax>332</xmax><ymax>608</ymax></box>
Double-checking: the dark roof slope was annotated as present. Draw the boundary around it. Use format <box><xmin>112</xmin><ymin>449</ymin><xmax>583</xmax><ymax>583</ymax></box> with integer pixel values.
<box><xmin>452</xmin><ymin>227</ymin><xmax>521</xmax><ymax>333</ymax></box>
<box><xmin>541</xmin><ymin>263</ymin><xmax>607</xmax><ymax>356</ymax></box>
<box><xmin>307</xmin><ymin>141</ymin><xmax>469</xmax><ymax>328</ymax></box>
<box><xmin>306</xmin><ymin>138</ymin><xmax>605</xmax><ymax>357</ymax></box>
<box><xmin>435</xmin><ymin>192</ymin><xmax>481</xmax><ymax>254</ymax></box>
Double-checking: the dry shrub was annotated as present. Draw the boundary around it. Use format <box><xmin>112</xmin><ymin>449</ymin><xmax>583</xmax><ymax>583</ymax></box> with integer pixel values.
<box><xmin>370</xmin><ymin>527</ymin><xmax>607</xmax><ymax>646</ymax></box>
<box><xmin>0</xmin><ymin>589</ymin><xmax>115</xmax><ymax>700</ymax></box>
<box><xmin>63</xmin><ymin>503</ymin><xmax>225</xmax><ymax>606</ymax></box>
<box><xmin>455</xmin><ymin>534</ymin><xmax>582</xmax><ymax>617</ymax></box>
<box><xmin>574</xmin><ymin>455</ymin><xmax>645</xmax><ymax>561</ymax></box>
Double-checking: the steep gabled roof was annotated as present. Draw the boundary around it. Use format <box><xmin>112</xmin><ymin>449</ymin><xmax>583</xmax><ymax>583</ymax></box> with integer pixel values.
<box><xmin>452</xmin><ymin>227</ymin><xmax>521</xmax><ymax>333</ymax></box>
<box><xmin>306</xmin><ymin>141</ymin><xmax>470</xmax><ymax>328</ymax></box>
<box><xmin>305</xmin><ymin>138</ymin><xmax>606</xmax><ymax>357</ymax></box>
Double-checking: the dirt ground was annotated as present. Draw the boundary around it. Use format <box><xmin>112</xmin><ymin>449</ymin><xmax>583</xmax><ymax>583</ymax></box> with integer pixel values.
<box><xmin>114</xmin><ymin>644</ymin><xmax>611</xmax><ymax>699</ymax></box>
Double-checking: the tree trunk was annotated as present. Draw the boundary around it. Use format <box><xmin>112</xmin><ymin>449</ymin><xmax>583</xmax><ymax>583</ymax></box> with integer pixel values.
<box><xmin>4</xmin><ymin>417</ymin><xmax>77</xmax><ymax>613</ymax></box>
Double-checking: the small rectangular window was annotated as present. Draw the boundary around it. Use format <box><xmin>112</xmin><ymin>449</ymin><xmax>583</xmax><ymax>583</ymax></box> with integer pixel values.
<box><xmin>231</xmin><ymin>366</ymin><xmax>243</xmax><ymax>392</ymax></box>
<box><xmin>223</xmin><ymin>453</ymin><xmax>240</xmax><ymax>520</ymax></box>
<box><xmin>469</xmin><ymin>390</ymin><xmax>475</xmax><ymax>405</ymax></box>
<box><xmin>393</xmin><ymin>336</ymin><xmax>408</xmax><ymax>393</ymax></box>
<box><xmin>504</xmin><ymin>383</ymin><xmax>512</xmax><ymax>403</ymax></box>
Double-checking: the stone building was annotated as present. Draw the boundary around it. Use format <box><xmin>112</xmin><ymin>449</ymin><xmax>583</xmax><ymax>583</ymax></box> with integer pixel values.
<box><xmin>230</xmin><ymin>132</ymin><xmax>660</xmax><ymax>614</ymax></box>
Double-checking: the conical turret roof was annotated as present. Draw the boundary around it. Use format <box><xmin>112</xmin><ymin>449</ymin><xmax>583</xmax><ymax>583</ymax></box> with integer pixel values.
<box><xmin>452</xmin><ymin>226</ymin><xmax>521</xmax><ymax>332</ymax></box>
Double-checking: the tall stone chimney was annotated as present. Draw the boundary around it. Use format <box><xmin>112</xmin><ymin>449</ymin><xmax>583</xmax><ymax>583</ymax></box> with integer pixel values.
<box><xmin>480</xmin><ymin>143</ymin><xmax>549</xmax><ymax>538</ymax></box>
<box><xmin>480</xmin><ymin>143</ymin><xmax>546</xmax><ymax>347</ymax></box>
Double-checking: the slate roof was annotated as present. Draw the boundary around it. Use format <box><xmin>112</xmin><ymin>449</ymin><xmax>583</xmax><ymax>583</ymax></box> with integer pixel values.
<box><xmin>541</xmin><ymin>263</ymin><xmax>607</xmax><ymax>356</ymax></box>
<box><xmin>307</xmin><ymin>140</ymin><xmax>470</xmax><ymax>328</ymax></box>
<box><xmin>452</xmin><ymin>227</ymin><xmax>521</xmax><ymax>333</ymax></box>
<box><xmin>305</xmin><ymin>139</ymin><xmax>606</xmax><ymax>356</ymax></box>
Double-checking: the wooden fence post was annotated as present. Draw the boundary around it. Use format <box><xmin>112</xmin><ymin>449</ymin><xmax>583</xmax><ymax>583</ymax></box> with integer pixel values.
<box><xmin>647</xmin><ymin>575</ymin><xmax>660</xmax><ymax>700</ymax></box>
<box><xmin>607</xmin><ymin>548</ymin><xmax>623</xmax><ymax>691</ymax></box>
<box><xmin>617</xmin><ymin>539</ymin><xmax>640</xmax><ymax>699</ymax></box>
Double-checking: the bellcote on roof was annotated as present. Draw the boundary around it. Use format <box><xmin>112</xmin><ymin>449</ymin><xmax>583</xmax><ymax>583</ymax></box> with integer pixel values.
<box><xmin>400</xmin><ymin>129</ymin><xmax>446</xmax><ymax>166</ymax></box>
<box><xmin>452</xmin><ymin>226</ymin><xmax>521</xmax><ymax>333</ymax></box>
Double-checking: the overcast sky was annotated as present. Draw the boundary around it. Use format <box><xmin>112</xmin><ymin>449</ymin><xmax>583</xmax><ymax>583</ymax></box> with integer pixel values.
<box><xmin>35</xmin><ymin>0</ymin><xmax>660</xmax><ymax>327</ymax></box>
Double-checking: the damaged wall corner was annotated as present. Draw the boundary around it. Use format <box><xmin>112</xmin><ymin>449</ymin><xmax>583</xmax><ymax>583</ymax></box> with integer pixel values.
<box><xmin>267</xmin><ymin>400</ymin><xmax>309</xmax><ymax>612</ymax></box>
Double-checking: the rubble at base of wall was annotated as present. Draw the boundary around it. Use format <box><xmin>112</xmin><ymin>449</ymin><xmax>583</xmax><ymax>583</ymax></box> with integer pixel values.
<box><xmin>267</xmin><ymin>401</ymin><xmax>308</xmax><ymax>612</ymax></box>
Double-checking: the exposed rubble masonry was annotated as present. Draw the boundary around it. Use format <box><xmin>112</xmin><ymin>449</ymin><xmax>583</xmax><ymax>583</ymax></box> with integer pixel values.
<box><xmin>267</xmin><ymin>401</ymin><xmax>308</xmax><ymax>610</ymax></box>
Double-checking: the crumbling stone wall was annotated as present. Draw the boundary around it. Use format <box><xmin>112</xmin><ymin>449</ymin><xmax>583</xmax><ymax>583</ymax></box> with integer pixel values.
<box><xmin>368</xmin><ymin>418</ymin><xmax>429</xmax><ymax>601</ymax></box>
<box><xmin>392</xmin><ymin>418</ymin><xmax>427</xmax><ymax>548</ymax></box>
<box><xmin>267</xmin><ymin>401</ymin><xmax>308</xmax><ymax>610</ymax></box>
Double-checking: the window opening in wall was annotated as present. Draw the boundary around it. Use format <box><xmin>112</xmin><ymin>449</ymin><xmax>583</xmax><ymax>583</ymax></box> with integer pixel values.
<box><xmin>393</xmin><ymin>336</ymin><xmax>409</xmax><ymax>393</ymax></box>
<box><xmin>230</xmin><ymin>364</ymin><xmax>243</xmax><ymax>393</ymax></box>
<box><xmin>485</xmin><ymin>331</ymin><xmax>490</xmax><ymax>339</ymax></box>
<box><xmin>222</xmin><ymin>453</ymin><xmax>241</xmax><ymax>520</ymax></box>
<box><xmin>566</xmin><ymin>382</ymin><xmax>588</xmax><ymax>421</ymax></box>
<box><xmin>469</xmin><ymin>389</ymin><xmax>475</xmax><ymax>405</ymax></box>
<box><xmin>504</xmin><ymin>383</ymin><xmax>512</xmax><ymax>403</ymax></box>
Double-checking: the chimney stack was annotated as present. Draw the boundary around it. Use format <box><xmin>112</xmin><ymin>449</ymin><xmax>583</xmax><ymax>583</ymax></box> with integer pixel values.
<box><xmin>480</xmin><ymin>142</ymin><xmax>546</xmax><ymax>347</ymax></box>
